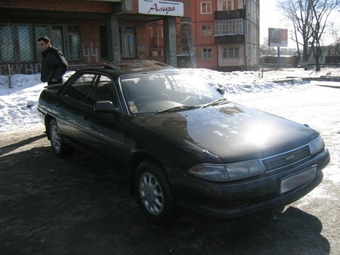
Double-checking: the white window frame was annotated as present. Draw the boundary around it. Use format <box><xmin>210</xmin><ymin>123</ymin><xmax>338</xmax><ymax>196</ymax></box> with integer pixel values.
<box><xmin>202</xmin><ymin>48</ymin><xmax>213</xmax><ymax>59</ymax></box>
<box><xmin>223</xmin><ymin>47</ymin><xmax>239</xmax><ymax>58</ymax></box>
<box><xmin>201</xmin><ymin>25</ymin><xmax>212</xmax><ymax>37</ymax></box>
<box><xmin>222</xmin><ymin>0</ymin><xmax>238</xmax><ymax>11</ymax></box>
<box><xmin>215</xmin><ymin>19</ymin><xmax>243</xmax><ymax>35</ymax></box>
<box><xmin>200</xmin><ymin>1</ymin><xmax>212</xmax><ymax>14</ymax></box>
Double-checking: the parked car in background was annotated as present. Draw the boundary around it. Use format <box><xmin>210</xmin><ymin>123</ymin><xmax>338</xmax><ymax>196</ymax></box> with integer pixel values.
<box><xmin>38</xmin><ymin>60</ymin><xmax>330</xmax><ymax>226</ymax></box>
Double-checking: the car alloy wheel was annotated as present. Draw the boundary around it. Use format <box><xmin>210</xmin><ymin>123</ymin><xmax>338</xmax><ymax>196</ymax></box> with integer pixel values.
<box><xmin>48</xmin><ymin>119</ymin><xmax>71</xmax><ymax>157</ymax></box>
<box><xmin>135</xmin><ymin>161</ymin><xmax>181</xmax><ymax>226</ymax></box>
<box><xmin>139</xmin><ymin>171</ymin><xmax>164</xmax><ymax>215</ymax></box>
<box><xmin>50</xmin><ymin>121</ymin><xmax>62</xmax><ymax>153</ymax></box>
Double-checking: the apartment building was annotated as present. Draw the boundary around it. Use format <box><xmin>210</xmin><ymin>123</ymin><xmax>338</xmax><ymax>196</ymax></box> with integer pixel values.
<box><xmin>0</xmin><ymin>0</ymin><xmax>259</xmax><ymax>74</ymax></box>
<box><xmin>187</xmin><ymin>0</ymin><xmax>260</xmax><ymax>70</ymax></box>
<box><xmin>147</xmin><ymin>0</ymin><xmax>260</xmax><ymax>71</ymax></box>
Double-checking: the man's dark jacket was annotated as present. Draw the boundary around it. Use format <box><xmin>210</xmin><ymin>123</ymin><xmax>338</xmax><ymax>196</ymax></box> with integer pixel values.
<box><xmin>41</xmin><ymin>46</ymin><xmax>68</xmax><ymax>83</ymax></box>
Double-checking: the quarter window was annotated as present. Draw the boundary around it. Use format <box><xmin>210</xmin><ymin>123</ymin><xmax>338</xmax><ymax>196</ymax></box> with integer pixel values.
<box><xmin>86</xmin><ymin>75</ymin><xmax>119</xmax><ymax>109</ymax></box>
<box><xmin>62</xmin><ymin>73</ymin><xmax>96</xmax><ymax>103</ymax></box>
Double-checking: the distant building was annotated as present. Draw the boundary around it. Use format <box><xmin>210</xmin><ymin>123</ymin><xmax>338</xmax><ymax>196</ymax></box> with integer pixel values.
<box><xmin>0</xmin><ymin>0</ymin><xmax>259</xmax><ymax>75</ymax></box>
<box><xmin>188</xmin><ymin>0</ymin><xmax>260</xmax><ymax>71</ymax></box>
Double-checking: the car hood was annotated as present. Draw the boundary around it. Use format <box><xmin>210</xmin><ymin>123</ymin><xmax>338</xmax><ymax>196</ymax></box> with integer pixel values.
<box><xmin>137</xmin><ymin>102</ymin><xmax>319</xmax><ymax>162</ymax></box>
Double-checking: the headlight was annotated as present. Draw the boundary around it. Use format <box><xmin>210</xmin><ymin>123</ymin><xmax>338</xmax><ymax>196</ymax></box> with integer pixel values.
<box><xmin>188</xmin><ymin>160</ymin><xmax>265</xmax><ymax>181</ymax></box>
<box><xmin>309</xmin><ymin>136</ymin><xmax>325</xmax><ymax>155</ymax></box>
<box><xmin>226</xmin><ymin>160</ymin><xmax>265</xmax><ymax>180</ymax></box>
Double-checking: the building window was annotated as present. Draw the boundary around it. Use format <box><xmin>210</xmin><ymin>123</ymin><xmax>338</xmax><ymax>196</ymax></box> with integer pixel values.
<box><xmin>222</xmin><ymin>0</ymin><xmax>238</xmax><ymax>11</ymax></box>
<box><xmin>51</xmin><ymin>26</ymin><xmax>64</xmax><ymax>53</ymax></box>
<box><xmin>120</xmin><ymin>26</ymin><xmax>136</xmax><ymax>58</ymax></box>
<box><xmin>1</xmin><ymin>25</ymin><xmax>15</xmax><ymax>62</ymax></box>
<box><xmin>67</xmin><ymin>26</ymin><xmax>81</xmax><ymax>60</ymax></box>
<box><xmin>201</xmin><ymin>2</ymin><xmax>212</xmax><ymax>14</ymax></box>
<box><xmin>202</xmin><ymin>48</ymin><xmax>212</xmax><ymax>59</ymax></box>
<box><xmin>0</xmin><ymin>24</ymin><xmax>82</xmax><ymax>63</ymax></box>
<box><xmin>181</xmin><ymin>24</ymin><xmax>191</xmax><ymax>50</ymax></box>
<box><xmin>35</xmin><ymin>25</ymin><xmax>48</xmax><ymax>61</ymax></box>
<box><xmin>223</xmin><ymin>47</ymin><xmax>239</xmax><ymax>58</ymax></box>
<box><xmin>18</xmin><ymin>26</ymin><xmax>33</xmax><ymax>62</ymax></box>
<box><xmin>201</xmin><ymin>25</ymin><xmax>212</xmax><ymax>37</ymax></box>
<box><xmin>99</xmin><ymin>26</ymin><xmax>108</xmax><ymax>58</ymax></box>
<box><xmin>215</xmin><ymin>19</ymin><xmax>243</xmax><ymax>35</ymax></box>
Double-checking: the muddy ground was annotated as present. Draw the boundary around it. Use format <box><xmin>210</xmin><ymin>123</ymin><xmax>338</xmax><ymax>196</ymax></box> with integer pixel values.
<box><xmin>0</xmin><ymin>125</ymin><xmax>339</xmax><ymax>255</ymax></box>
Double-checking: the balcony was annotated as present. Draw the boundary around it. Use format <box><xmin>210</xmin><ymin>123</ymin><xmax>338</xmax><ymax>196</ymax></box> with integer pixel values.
<box><xmin>214</xmin><ymin>34</ymin><xmax>245</xmax><ymax>44</ymax></box>
<box><xmin>214</xmin><ymin>9</ymin><xmax>245</xmax><ymax>20</ymax></box>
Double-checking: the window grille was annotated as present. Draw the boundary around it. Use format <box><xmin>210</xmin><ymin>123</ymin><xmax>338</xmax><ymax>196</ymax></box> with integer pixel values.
<box><xmin>120</xmin><ymin>26</ymin><xmax>136</xmax><ymax>58</ymax></box>
<box><xmin>0</xmin><ymin>24</ymin><xmax>82</xmax><ymax>63</ymax></box>
<box><xmin>0</xmin><ymin>25</ymin><xmax>14</xmax><ymax>62</ymax></box>
<box><xmin>215</xmin><ymin>19</ymin><xmax>243</xmax><ymax>35</ymax></box>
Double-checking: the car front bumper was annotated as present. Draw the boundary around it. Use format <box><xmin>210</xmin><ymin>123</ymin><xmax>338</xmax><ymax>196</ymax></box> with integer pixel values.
<box><xmin>174</xmin><ymin>149</ymin><xmax>330</xmax><ymax>220</ymax></box>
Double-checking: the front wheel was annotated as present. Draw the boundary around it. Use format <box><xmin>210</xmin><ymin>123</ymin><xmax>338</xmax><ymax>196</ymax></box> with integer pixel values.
<box><xmin>48</xmin><ymin>119</ymin><xmax>72</xmax><ymax>157</ymax></box>
<box><xmin>135</xmin><ymin>161</ymin><xmax>180</xmax><ymax>226</ymax></box>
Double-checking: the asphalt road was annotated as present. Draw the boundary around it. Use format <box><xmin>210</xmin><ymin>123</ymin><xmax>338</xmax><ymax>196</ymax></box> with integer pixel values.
<box><xmin>0</xmin><ymin>83</ymin><xmax>339</xmax><ymax>255</ymax></box>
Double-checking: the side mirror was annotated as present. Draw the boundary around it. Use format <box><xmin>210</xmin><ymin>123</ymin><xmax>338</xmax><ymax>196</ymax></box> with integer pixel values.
<box><xmin>94</xmin><ymin>101</ymin><xmax>120</xmax><ymax>114</ymax></box>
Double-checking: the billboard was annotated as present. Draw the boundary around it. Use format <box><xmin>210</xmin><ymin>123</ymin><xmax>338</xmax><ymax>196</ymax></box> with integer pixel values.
<box><xmin>139</xmin><ymin>0</ymin><xmax>184</xmax><ymax>17</ymax></box>
<box><xmin>268</xmin><ymin>28</ymin><xmax>288</xmax><ymax>47</ymax></box>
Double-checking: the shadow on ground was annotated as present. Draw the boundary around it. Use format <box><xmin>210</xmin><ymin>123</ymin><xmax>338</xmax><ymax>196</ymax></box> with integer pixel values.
<box><xmin>0</xmin><ymin>136</ymin><xmax>330</xmax><ymax>255</ymax></box>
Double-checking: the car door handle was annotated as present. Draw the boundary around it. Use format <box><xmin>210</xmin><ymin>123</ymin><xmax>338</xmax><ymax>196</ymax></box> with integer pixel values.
<box><xmin>82</xmin><ymin>114</ymin><xmax>89</xmax><ymax>121</ymax></box>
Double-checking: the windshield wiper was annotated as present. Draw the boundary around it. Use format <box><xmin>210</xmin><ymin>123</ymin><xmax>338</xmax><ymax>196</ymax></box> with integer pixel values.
<box><xmin>157</xmin><ymin>105</ymin><xmax>201</xmax><ymax>114</ymax></box>
<box><xmin>203</xmin><ymin>98</ymin><xmax>229</xmax><ymax>108</ymax></box>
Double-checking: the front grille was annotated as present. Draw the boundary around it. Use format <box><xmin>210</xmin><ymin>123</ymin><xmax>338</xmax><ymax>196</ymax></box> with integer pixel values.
<box><xmin>262</xmin><ymin>145</ymin><xmax>311</xmax><ymax>171</ymax></box>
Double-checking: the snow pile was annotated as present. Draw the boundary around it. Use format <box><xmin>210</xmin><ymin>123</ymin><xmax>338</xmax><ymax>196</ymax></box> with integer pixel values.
<box><xmin>0</xmin><ymin>67</ymin><xmax>339</xmax><ymax>133</ymax></box>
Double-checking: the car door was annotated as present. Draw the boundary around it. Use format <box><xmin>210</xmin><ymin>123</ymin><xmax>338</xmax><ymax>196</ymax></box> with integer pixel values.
<box><xmin>57</xmin><ymin>72</ymin><xmax>97</xmax><ymax>148</ymax></box>
<box><xmin>80</xmin><ymin>74</ymin><xmax>129</xmax><ymax>166</ymax></box>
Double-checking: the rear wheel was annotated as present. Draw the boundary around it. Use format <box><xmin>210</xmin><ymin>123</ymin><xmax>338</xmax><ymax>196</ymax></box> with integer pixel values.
<box><xmin>48</xmin><ymin>119</ymin><xmax>72</xmax><ymax>157</ymax></box>
<box><xmin>135</xmin><ymin>161</ymin><xmax>180</xmax><ymax>226</ymax></box>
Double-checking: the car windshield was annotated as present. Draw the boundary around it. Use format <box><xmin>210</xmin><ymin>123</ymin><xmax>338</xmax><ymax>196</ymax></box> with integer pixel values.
<box><xmin>120</xmin><ymin>70</ymin><xmax>225</xmax><ymax>114</ymax></box>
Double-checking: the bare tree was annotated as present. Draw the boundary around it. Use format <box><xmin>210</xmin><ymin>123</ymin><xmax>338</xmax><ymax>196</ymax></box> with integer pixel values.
<box><xmin>260</xmin><ymin>37</ymin><xmax>277</xmax><ymax>56</ymax></box>
<box><xmin>326</xmin><ymin>21</ymin><xmax>340</xmax><ymax>57</ymax></box>
<box><xmin>277</xmin><ymin>0</ymin><xmax>339</xmax><ymax>71</ymax></box>
<box><xmin>320</xmin><ymin>20</ymin><xmax>340</xmax><ymax>65</ymax></box>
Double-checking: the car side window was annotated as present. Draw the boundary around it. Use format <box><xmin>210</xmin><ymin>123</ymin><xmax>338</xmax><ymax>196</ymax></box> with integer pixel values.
<box><xmin>86</xmin><ymin>75</ymin><xmax>120</xmax><ymax>111</ymax></box>
<box><xmin>62</xmin><ymin>73</ymin><xmax>96</xmax><ymax>103</ymax></box>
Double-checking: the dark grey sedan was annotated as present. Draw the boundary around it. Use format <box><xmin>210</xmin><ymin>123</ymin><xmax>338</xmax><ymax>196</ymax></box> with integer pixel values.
<box><xmin>38</xmin><ymin>60</ymin><xmax>330</xmax><ymax>226</ymax></box>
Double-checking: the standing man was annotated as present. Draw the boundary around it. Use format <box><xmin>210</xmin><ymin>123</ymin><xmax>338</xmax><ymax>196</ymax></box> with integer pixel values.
<box><xmin>37</xmin><ymin>36</ymin><xmax>68</xmax><ymax>85</ymax></box>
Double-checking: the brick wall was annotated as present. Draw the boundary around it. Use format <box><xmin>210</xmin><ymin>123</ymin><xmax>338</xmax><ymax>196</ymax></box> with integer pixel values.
<box><xmin>1</xmin><ymin>0</ymin><xmax>111</xmax><ymax>13</ymax></box>
<box><xmin>0</xmin><ymin>0</ymin><xmax>190</xmax><ymax>73</ymax></box>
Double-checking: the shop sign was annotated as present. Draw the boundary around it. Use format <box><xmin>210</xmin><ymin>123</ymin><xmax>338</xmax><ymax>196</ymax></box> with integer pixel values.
<box><xmin>139</xmin><ymin>0</ymin><xmax>184</xmax><ymax>17</ymax></box>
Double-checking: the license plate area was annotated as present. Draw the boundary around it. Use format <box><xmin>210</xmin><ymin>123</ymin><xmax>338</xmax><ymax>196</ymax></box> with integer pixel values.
<box><xmin>280</xmin><ymin>167</ymin><xmax>317</xmax><ymax>194</ymax></box>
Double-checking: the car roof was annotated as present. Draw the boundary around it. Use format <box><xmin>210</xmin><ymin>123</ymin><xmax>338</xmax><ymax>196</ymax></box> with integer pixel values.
<box><xmin>81</xmin><ymin>60</ymin><xmax>175</xmax><ymax>78</ymax></box>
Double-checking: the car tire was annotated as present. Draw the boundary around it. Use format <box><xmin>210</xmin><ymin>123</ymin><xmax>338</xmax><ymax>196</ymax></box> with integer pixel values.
<box><xmin>48</xmin><ymin>119</ymin><xmax>72</xmax><ymax>158</ymax></box>
<box><xmin>135</xmin><ymin>161</ymin><xmax>180</xmax><ymax>226</ymax></box>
